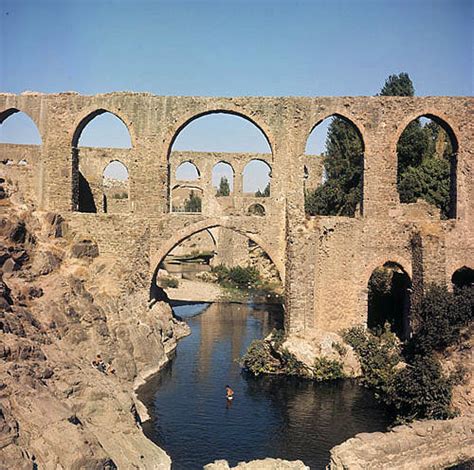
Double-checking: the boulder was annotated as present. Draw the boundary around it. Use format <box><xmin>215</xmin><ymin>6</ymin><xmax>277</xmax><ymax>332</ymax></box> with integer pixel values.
<box><xmin>70</xmin><ymin>240</ymin><xmax>99</xmax><ymax>259</ymax></box>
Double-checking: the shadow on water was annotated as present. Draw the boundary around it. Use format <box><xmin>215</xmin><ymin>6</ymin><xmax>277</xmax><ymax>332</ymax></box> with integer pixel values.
<box><xmin>139</xmin><ymin>302</ymin><xmax>391</xmax><ymax>470</ymax></box>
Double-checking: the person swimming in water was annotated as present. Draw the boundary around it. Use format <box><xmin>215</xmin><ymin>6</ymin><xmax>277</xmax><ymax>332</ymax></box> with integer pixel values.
<box><xmin>225</xmin><ymin>385</ymin><xmax>234</xmax><ymax>400</ymax></box>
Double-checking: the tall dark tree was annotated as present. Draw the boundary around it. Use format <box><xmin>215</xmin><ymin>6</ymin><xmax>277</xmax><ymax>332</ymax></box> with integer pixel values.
<box><xmin>216</xmin><ymin>176</ymin><xmax>230</xmax><ymax>197</ymax></box>
<box><xmin>382</xmin><ymin>73</ymin><xmax>455</xmax><ymax>218</ymax></box>
<box><xmin>305</xmin><ymin>117</ymin><xmax>364</xmax><ymax>216</ymax></box>
<box><xmin>379</xmin><ymin>73</ymin><xmax>415</xmax><ymax>97</ymax></box>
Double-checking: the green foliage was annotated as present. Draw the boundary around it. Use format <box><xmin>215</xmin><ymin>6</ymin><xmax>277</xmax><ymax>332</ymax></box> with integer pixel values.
<box><xmin>211</xmin><ymin>264</ymin><xmax>261</xmax><ymax>289</ymax></box>
<box><xmin>313</xmin><ymin>357</ymin><xmax>346</xmax><ymax>381</ymax></box>
<box><xmin>184</xmin><ymin>190</ymin><xmax>202</xmax><ymax>212</ymax></box>
<box><xmin>240</xmin><ymin>339</ymin><xmax>278</xmax><ymax>376</ymax></box>
<box><xmin>398</xmin><ymin>157</ymin><xmax>451</xmax><ymax>218</ymax></box>
<box><xmin>343</xmin><ymin>325</ymin><xmax>401</xmax><ymax>395</ymax></box>
<box><xmin>305</xmin><ymin>117</ymin><xmax>363</xmax><ymax>217</ymax></box>
<box><xmin>405</xmin><ymin>285</ymin><xmax>473</xmax><ymax>357</ymax></box>
<box><xmin>161</xmin><ymin>276</ymin><xmax>179</xmax><ymax>288</ymax></box>
<box><xmin>379</xmin><ymin>72</ymin><xmax>415</xmax><ymax>97</ymax></box>
<box><xmin>216</xmin><ymin>176</ymin><xmax>230</xmax><ymax>197</ymax></box>
<box><xmin>386</xmin><ymin>355</ymin><xmax>454</xmax><ymax>422</ymax></box>
<box><xmin>345</xmin><ymin>285</ymin><xmax>473</xmax><ymax>422</ymax></box>
<box><xmin>255</xmin><ymin>182</ymin><xmax>270</xmax><ymax>197</ymax></box>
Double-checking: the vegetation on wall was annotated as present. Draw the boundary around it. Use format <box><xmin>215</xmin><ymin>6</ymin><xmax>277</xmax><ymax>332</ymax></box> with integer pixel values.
<box><xmin>305</xmin><ymin>72</ymin><xmax>454</xmax><ymax>218</ymax></box>
<box><xmin>344</xmin><ymin>284</ymin><xmax>473</xmax><ymax>423</ymax></box>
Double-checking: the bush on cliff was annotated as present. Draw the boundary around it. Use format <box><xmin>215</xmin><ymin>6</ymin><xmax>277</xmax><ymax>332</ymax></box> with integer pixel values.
<box><xmin>386</xmin><ymin>355</ymin><xmax>455</xmax><ymax>422</ymax></box>
<box><xmin>313</xmin><ymin>357</ymin><xmax>346</xmax><ymax>381</ymax></box>
<box><xmin>405</xmin><ymin>284</ymin><xmax>473</xmax><ymax>358</ymax></box>
<box><xmin>342</xmin><ymin>324</ymin><xmax>401</xmax><ymax>396</ymax></box>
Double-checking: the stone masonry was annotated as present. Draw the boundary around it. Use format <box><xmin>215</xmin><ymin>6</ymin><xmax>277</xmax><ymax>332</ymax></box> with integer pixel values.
<box><xmin>0</xmin><ymin>92</ymin><xmax>472</xmax><ymax>336</ymax></box>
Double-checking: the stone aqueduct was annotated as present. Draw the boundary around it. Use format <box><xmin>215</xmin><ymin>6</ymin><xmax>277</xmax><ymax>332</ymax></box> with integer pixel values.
<box><xmin>1</xmin><ymin>92</ymin><xmax>472</xmax><ymax>336</ymax></box>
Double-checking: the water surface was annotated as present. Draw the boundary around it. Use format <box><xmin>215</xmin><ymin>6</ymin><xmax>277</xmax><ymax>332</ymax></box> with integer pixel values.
<box><xmin>140</xmin><ymin>302</ymin><xmax>391</xmax><ymax>469</ymax></box>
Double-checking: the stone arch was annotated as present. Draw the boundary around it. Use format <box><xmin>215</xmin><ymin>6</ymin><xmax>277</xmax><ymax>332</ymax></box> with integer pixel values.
<box><xmin>303</xmin><ymin>113</ymin><xmax>365</xmax><ymax>216</ymax></box>
<box><xmin>394</xmin><ymin>112</ymin><xmax>459</xmax><ymax>219</ymax></box>
<box><xmin>165</xmin><ymin>109</ymin><xmax>274</xmax><ymax>211</ymax></box>
<box><xmin>242</xmin><ymin>159</ymin><xmax>272</xmax><ymax>196</ymax></box>
<box><xmin>175</xmin><ymin>161</ymin><xmax>201</xmax><ymax>180</ymax></box>
<box><xmin>248</xmin><ymin>203</ymin><xmax>266</xmax><ymax>216</ymax></box>
<box><xmin>102</xmin><ymin>160</ymin><xmax>129</xmax><ymax>214</ymax></box>
<box><xmin>71</xmin><ymin>108</ymin><xmax>133</xmax><ymax>148</ymax></box>
<box><xmin>364</xmin><ymin>255</ymin><xmax>413</xmax><ymax>286</ymax></box>
<box><xmin>366</xmin><ymin>260</ymin><xmax>412</xmax><ymax>339</ymax></box>
<box><xmin>0</xmin><ymin>108</ymin><xmax>43</xmax><ymax>144</ymax></box>
<box><xmin>304</xmin><ymin>112</ymin><xmax>366</xmax><ymax>155</ymax></box>
<box><xmin>150</xmin><ymin>219</ymin><xmax>284</xmax><ymax>284</ymax></box>
<box><xmin>71</xmin><ymin>109</ymin><xmax>133</xmax><ymax>213</ymax></box>
<box><xmin>451</xmin><ymin>266</ymin><xmax>474</xmax><ymax>289</ymax></box>
<box><xmin>212</xmin><ymin>161</ymin><xmax>234</xmax><ymax>195</ymax></box>
<box><xmin>171</xmin><ymin>184</ymin><xmax>203</xmax><ymax>213</ymax></box>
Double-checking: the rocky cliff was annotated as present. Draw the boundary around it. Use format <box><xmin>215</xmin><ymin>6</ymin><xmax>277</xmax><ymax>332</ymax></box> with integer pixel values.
<box><xmin>0</xmin><ymin>178</ymin><xmax>188</xmax><ymax>469</ymax></box>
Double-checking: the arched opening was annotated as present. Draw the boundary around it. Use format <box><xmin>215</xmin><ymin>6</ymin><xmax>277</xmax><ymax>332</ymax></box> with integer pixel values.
<box><xmin>102</xmin><ymin>161</ymin><xmax>129</xmax><ymax>214</ymax></box>
<box><xmin>150</xmin><ymin>226</ymin><xmax>283</xmax><ymax>305</ymax></box>
<box><xmin>171</xmin><ymin>186</ymin><xmax>203</xmax><ymax>213</ymax></box>
<box><xmin>243</xmin><ymin>159</ymin><xmax>271</xmax><ymax>196</ymax></box>
<box><xmin>452</xmin><ymin>266</ymin><xmax>474</xmax><ymax>290</ymax></box>
<box><xmin>0</xmin><ymin>109</ymin><xmax>42</xmax><ymax>145</ymax></box>
<box><xmin>396</xmin><ymin>115</ymin><xmax>458</xmax><ymax>219</ymax></box>
<box><xmin>72</xmin><ymin>110</ymin><xmax>132</xmax><ymax>213</ymax></box>
<box><xmin>304</xmin><ymin>115</ymin><xmax>364</xmax><ymax>217</ymax></box>
<box><xmin>168</xmin><ymin>112</ymin><xmax>272</xmax><ymax>213</ymax></box>
<box><xmin>176</xmin><ymin>161</ymin><xmax>200</xmax><ymax>181</ymax></box>
<box><xmin>248</xmin><ymin>203</ymin><xmax>265</xmax><ymax>216</ymax></box>
<box><xmin>212</xmin><ymin>162</ymin><xmax>234</xmax><ymax>196</ymax></box>
<box><xmin>367</xmin><ymin>262</ymin><xmax>411</xmax><ymax>340</ymax></box>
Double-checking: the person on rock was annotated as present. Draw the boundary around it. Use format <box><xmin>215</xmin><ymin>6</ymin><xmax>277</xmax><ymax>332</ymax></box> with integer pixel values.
<box><xmin>92</xmin><ymin>354</ymin><xmax>106</xmax><ymax>373</ymax></box>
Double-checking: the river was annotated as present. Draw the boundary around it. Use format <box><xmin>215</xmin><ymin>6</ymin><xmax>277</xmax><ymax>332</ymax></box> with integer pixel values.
<box><xmin>139</xmin><ymin>302</ymin><xmax>392</xmax><ymax>469</ymax></box>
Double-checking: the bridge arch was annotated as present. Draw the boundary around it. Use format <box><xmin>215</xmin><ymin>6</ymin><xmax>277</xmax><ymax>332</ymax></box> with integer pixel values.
<box><xmin>366</xmin><ymin>260</ymin><xmax>412</xmax><ymax>339</ymax></box>
<box><xmin>71</xmin><ymin>107</ymin><xmax>134</xmax><ymax>148</ymax></box>
<box><xmin>150</xmin><ymin>219</ymin><xmax>284</xmax><ymax>284</ymax></box>
<box><xmin>304</xmin><ymin>112</ymin><xmax>366</xmax><ymax>155</ymax></box>
<box><xmin>0</xmin><ymin>108</ymin><xmax>43</xmax><ymax>144</ymax></box>
<box><xmin>165</xmin><ymin>109</ymin><xmax>275</xmax><ymax>212</ymax></box>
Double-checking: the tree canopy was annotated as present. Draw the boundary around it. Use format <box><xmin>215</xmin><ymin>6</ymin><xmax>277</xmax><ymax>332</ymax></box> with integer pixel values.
<box><xmin>216</xmin><ymin>176</ymin><xmax>230</xmax><ymax>197</ymax></box>
<box><xmin>305</xmin><ymin>72</ymin><xmax>454</xmax><ymax>219</ymax></box>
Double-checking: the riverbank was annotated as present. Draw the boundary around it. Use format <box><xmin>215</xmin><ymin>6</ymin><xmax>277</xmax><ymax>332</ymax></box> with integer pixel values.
<box><xmin>165</xmin><ymin>278</ymin><xmax>283</xmax><ymax>304</ymax></box>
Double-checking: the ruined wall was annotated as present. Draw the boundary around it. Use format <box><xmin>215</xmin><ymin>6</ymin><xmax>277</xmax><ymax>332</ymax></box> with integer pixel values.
<box><xmin>1</xmin><ymin>92</ymin><xmax>472</xmax><ymax>337</ymax></box>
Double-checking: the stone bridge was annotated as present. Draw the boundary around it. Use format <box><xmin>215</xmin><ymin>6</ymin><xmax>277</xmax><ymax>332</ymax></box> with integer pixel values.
<box><xmin>0</xmin><ymin>92</ymin><xmax>472</xmax><ymax>336</ymax></box>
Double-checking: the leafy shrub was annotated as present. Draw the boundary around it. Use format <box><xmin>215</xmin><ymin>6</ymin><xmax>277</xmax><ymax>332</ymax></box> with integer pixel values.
<box><xmin>405</xmin><ymin>284</ymin><xmax>473</xmax><ymax>357</ymax></box>
<box><xmin>313</xmin><ymin>357</ymin><xmax>346</xmax><ymax>381</ymax></box>
<box><xmin>161</xmin><ymin>276</ymin><xmax>179</xmax><ymax>288</ymax></box>
<box><xmin>343</xmin><ymin>325</ymin><xmax>401</xmax><ymax>395</ymax></box>
<box><xmin>240</xmin><ymin>339</ymin><xmax>278</xmax><ymax>376</ymax></box>
<box><xmin>211</xmin><ymin>264</ymin><xmax>261</xmax><ymax>289</ymax></box>
<box><xmin>386</xmin><ymin>355</ymin><xmax>454</xmax><ymax>422</ymax></box>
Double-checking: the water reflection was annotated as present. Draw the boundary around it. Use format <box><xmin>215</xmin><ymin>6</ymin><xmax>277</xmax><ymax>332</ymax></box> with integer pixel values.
<box><xmin>140</xmin><ymin>302</ymin><xmax>390</xmax><ymax>470</ymax></box>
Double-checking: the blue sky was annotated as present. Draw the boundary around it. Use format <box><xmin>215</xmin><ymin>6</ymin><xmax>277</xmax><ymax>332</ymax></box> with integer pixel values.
<box><xmin>0</xmin><ymin>0</ymin><xmax>472</xmax><ymax>184</ymax></box>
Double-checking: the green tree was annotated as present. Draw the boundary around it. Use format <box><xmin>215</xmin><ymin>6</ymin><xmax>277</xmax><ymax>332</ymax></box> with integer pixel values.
<box><xmin>184</xmin><ymin>190</ymin><xmax>202</xmax><ymax>212</ymax></box>
<box><xmin>255</xmin><ymin>182</ymin><xmax>270</xmax><ymax>197</ymax></box>
<box><xmin>216</xmin><ymin>176</ymin><xmax>230</xmax><ymax>197</ymax></box>
<box><xmin>379</xmin><ymin>72</ymin><xmax>415</xmax><ymax>97</ymax></box>
<box><xmin>305</xmin><ymin>117</ymin><xmax>364</xmax><ymax>216</ymax></box>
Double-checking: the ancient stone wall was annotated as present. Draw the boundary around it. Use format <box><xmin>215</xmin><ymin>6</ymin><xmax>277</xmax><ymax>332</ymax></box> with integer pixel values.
<box><xmin>1</xmin><ymin>93</ymin><xmax>472</xmax><ymax>337</ymax></box>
